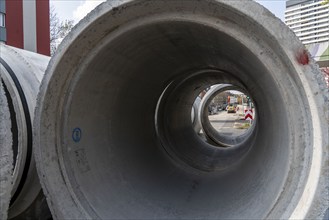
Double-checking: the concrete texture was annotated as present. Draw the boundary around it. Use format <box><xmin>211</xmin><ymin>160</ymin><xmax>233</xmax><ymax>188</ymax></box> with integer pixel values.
<box><xmin>0</xmin><ymin>79</ymin><xmax>13</xmax><ymax>220</ymax></box>
<box><xmin>0</xmin><ymin>44</ymin><xmax>51</xmax><ymax>219</ymax></box>
<box><xmin>34</xmin><ymin>0</ymin><xmax>328</xmax><ymax>219</ymax></box>
<box><xmin>191</xmin><ymin>96</ymin><xmax>202</xmax><ymax>133</ymax></box>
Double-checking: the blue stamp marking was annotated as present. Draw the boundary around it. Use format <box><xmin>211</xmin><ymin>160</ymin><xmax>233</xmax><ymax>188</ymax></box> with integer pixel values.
<box><xmin>72</xmin><ymin>128</ymin><xmax>82</xmax><ymax>143</ymax></box>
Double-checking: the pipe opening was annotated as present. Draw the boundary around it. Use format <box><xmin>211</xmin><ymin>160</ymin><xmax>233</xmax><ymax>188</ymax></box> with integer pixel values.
<box><xmin>36</xmin><ymin>1</ymin><xmax>327</xmax><ymax>218</ymax></box>
<box><xmin>0</xmin><ymin>73</ymin><xmax>29</xmax><ymax>207</ymax></box>
<box><xmin>57</xmin><ymin>20</ymin><xmax>288</xmax><ymax>219</ymax></box>
<box><xmin>155</xmin><ymin>74</ymin><xmax>258</xmax><ymax>172</ymax></box>
<box><xmin>208</xmin><ymin>89</ymin><xmax>256</xmax><ymax>134</ymax></box>
<box><xmin>197</xmin><ymin>85</ymin><xmax>257</xmax><ymax>148</ymax></box>
<box><xmin>1</xmin><ymin>79</ymin><xmax>19</xmax><ymax>168</ymax></box>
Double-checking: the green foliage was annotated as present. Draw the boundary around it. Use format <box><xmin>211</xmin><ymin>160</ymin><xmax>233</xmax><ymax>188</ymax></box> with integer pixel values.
<box><xmin>236</xmin><ymin>123</ymin><xmax>251</xmax><ymax>129</ymax></box>
<box><xmin>322</xmin><ymin>0</ymin><xmax>329</xmax><ymax>5</ymax></box>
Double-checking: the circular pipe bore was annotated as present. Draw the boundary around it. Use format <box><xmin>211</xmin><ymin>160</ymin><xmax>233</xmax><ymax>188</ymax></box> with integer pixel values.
<box><xmin>155</xmin><ymin>71</ymin><xmax>255</xmax><ymax>172</ymax></box>
<box><xmin>0</xmin><ymin>44</ymin><xmax>51</xmax><ymax>219</ymax></box>
<box><xmin>34</xmin><ymin>1</ymin><xmax>329</xmax><ymax>219</ymax></box>
<box><xmin>198</xmin><ymin>84</ymin><xmax>257</xmax><ymax>148</ymax></box>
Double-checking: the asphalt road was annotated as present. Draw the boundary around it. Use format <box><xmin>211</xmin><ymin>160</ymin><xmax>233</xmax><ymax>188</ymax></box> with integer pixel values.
<box><xmin>208</xmin><ymin>106</ymin><xmax>251</xmax><ymax>136</ymax></box>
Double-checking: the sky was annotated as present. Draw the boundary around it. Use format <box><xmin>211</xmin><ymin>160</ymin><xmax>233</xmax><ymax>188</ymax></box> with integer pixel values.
<box><xmin>50</xmin><ymin>0</ymin><xmax>286</xmax><ymax>24</ymax></box>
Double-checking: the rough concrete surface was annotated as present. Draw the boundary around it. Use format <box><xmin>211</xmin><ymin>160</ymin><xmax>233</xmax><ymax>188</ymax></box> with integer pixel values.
<box><xmin>0</xmin><ymin>79</ymin><xmax>13</xmax><ymax>220</ymax></box>
<box><xmin>1</xmin><ymin>44</ymin><xmax>51</xmax><ymax>219</ymax></box>
<box><xmin>34</xmin><ymin>0</ymin><xmax>328</xmax><ymax>219</ymax></box>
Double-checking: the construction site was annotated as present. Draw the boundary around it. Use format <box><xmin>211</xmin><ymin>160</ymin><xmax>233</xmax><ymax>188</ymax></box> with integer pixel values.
<box><xmin>0</xmin><ymin>0</ymin><xmax>328</xmax><ymax>219</ymax></box>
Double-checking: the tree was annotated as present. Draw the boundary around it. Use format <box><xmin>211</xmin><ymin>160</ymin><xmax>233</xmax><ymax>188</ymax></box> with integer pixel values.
<box><xmin>59</xmin><ymin>20</ymin><xmax>75</xmax><ymax>39</ymax></box>
<box><xmin>50</xmin><ymin>5</ymin><xmax>74</xmax><ymax>56</ymax></box>
<box><xmin>50</xmin><ymin>5</ymin><xmax>60</xmax><ymax>55</ymax></box>
<box><xmin>322</xmin><ymin>0</ymin><xmax>329</xmax><ymax>5</ymax></box>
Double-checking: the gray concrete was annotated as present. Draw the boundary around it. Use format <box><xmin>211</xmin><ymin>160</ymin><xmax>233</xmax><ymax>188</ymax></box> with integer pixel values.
<box><xmin>34</xmin><ymin>0</ymin><xmax>329</xmax><ymax>219</ymax></box>
<box><xmin>191</xmin><ymin>96</ymin><xmax>202</xmax><ymax>133</ymax></box>
<box><xmin>0</xmin><ymin>79</ymin><xmax>13</xmax><ymax>220</ymax></box>
<box><xmin>0</xmin><ymin>44</ymin><xmax>50</xmax><ymax>219</ymax></box>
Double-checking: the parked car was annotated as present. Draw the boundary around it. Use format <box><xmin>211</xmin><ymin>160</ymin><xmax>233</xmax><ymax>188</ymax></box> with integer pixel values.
<box><xmin>227</xmin><ymin>104</ymin><xmax>236</xmax><ymax>113</ymax></box>
<box><xmin>208</xmin><ymin>104</ymin><xmax>218</xmax><ymax>115</ymax></box>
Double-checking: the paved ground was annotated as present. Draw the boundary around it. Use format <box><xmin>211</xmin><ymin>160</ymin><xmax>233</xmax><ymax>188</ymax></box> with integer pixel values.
<box><xmin>208</xmin><ymin>105</ymin><xmax>252</xmax><ymax>136</ymax></box>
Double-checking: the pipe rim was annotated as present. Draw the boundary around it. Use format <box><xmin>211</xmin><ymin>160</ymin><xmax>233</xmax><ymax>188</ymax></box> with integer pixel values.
<box><xmin>34</xmin><ymin>0</ymin><xmax>329</xmax><ymax>219</ymax></box>
<box><xmin>1</xmin><ymin>44</ymin><xmax>49</xmax><ymax>219</ymax></box>
<box><xmin>198</xmin><ymin>84</ymin><xmax>257</xmax><ymax>148</ymax></box>
<box><xmin>0</xmin><ymin>62</ymin><xmax>29</xmax><ymax>206</ymax></box>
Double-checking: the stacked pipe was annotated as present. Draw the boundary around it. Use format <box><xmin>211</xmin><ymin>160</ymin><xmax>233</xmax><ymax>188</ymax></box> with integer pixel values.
<box><xmin>0</xmin><ymin>78</ymin><xmax>13</xmax><ymax>220</ymax></box>
<box><xmin>0</xmin><ymin>0</ymin><xmax>328</xmax><ymax>219</ymax></box>
<box><xmin>0</xmin><ymin>44</ymin><xmax>51</xmax><ymax>219</ymax></box>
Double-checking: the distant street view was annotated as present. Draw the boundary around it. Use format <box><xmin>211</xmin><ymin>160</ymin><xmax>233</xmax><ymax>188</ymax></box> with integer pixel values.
<box><xmin>208</xmin><ymin>104</ymin><xmax>254</xmax><ymax>136</ymax></box>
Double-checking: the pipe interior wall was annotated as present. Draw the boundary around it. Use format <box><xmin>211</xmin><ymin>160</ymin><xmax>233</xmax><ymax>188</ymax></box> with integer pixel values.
<box><xmin>34</xmin><ymin>1</ymin><xmax>329</xmax><ymax>219</ymax></box>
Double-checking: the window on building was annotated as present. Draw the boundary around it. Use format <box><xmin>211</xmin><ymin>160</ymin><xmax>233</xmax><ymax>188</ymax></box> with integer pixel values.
<box><xmin>0</xmin><ymin>13</ymin><xmax>5</xmax><ymax>27</ymax></box>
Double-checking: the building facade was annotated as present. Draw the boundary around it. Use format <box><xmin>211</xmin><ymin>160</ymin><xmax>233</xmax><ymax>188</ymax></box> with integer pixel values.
<box><xmin>285</xmin><ymin>0</ymin><xmax>328</xmax><ymax>71</ymax></box>
<box><xmin>0</xmin><ymin>1</ymin><xmax>5</xmax><ymax>42</ymax></box>
<box><xmin>285</xmin><ymin>0</ymin><xmax>329</xmax><ymax>45</ymax></box>
<box><xmin>0</xmin><ymin>0</ymin><xmax>50</xmax><ymax>56</ymax></box>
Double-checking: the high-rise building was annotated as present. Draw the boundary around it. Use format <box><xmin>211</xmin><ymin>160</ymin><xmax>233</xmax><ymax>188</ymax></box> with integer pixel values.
<box><xmin>0</xmin><ymin>0</ymin><xmax>50</xmax><ymax>56</ymax></box>
<box><xmin>285</xmin><ymin>0</ymin><xmax>328</xmax><ymax>45</ymax></box>
<box><xmin>285</xmin><ymin>0</ymin><xmax>329</xmax><ymax>70</ymax></box>
<box><xmin>0</xmin><ymin>1</ymin><xmax>6</xmax><ymax>43</ymax></box>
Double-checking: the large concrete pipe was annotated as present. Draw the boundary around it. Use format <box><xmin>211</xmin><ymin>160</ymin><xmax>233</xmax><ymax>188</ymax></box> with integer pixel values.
<box><xmin>34</xmin><ymin>0</ymin><xmax>329</xmax><ymax>219</ymax></box>
<box><xmin>191</xmin><ymin>96</ymin><xmax>202</xmax><ymax>133</ymax></box>
<box><xmin>198</xmin><ymin>84</ymin><xmax>256</xmax><ymax>147</ymax></box>
<box><xmin>0</xmin><ymin>80</ymin><xmax>13</xmax><ymax>220</ymax></box>
<box><xmin>0</xmin><ymin>44</ymin><xmax>52</xmax><ymax>219</ymax></box>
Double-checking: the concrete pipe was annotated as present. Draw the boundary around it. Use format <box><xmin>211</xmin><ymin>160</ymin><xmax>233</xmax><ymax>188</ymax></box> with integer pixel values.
<box><xmin>191</xmin><ymin>96</ymin><xmax>202</xmax><ymax>133</ymax></box>
<box><xmin>198</xmin><ymin>84</ymin><xmax>256</xmax><ymax>147</ymax></box>
<box><xmin>34</xmin><ymin>0</ymin><xmax>329</xmax><ymax>219</ymax></box>
<box><xmin>0</xmin><ymin>44</ymin><xmax>51</xmax><ymax>219</ymax></box>
<box><xmin>0</xmin><ymin>80</ymin><xmax>13</xmax><ymax>220</ymax></box>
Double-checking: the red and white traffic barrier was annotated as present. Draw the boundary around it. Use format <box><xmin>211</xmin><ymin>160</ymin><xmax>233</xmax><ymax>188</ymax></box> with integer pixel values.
<box><xmin>244</xmin><ymin>109</ymin><xmax>253</xmax><ymax>120</ymax></box>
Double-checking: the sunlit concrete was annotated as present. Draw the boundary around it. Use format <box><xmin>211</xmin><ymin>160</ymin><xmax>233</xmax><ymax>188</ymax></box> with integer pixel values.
<box><xmin>34</xmin><ymin>1</ymin><xmax>328</xmax><ymax>219</ymax></box>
